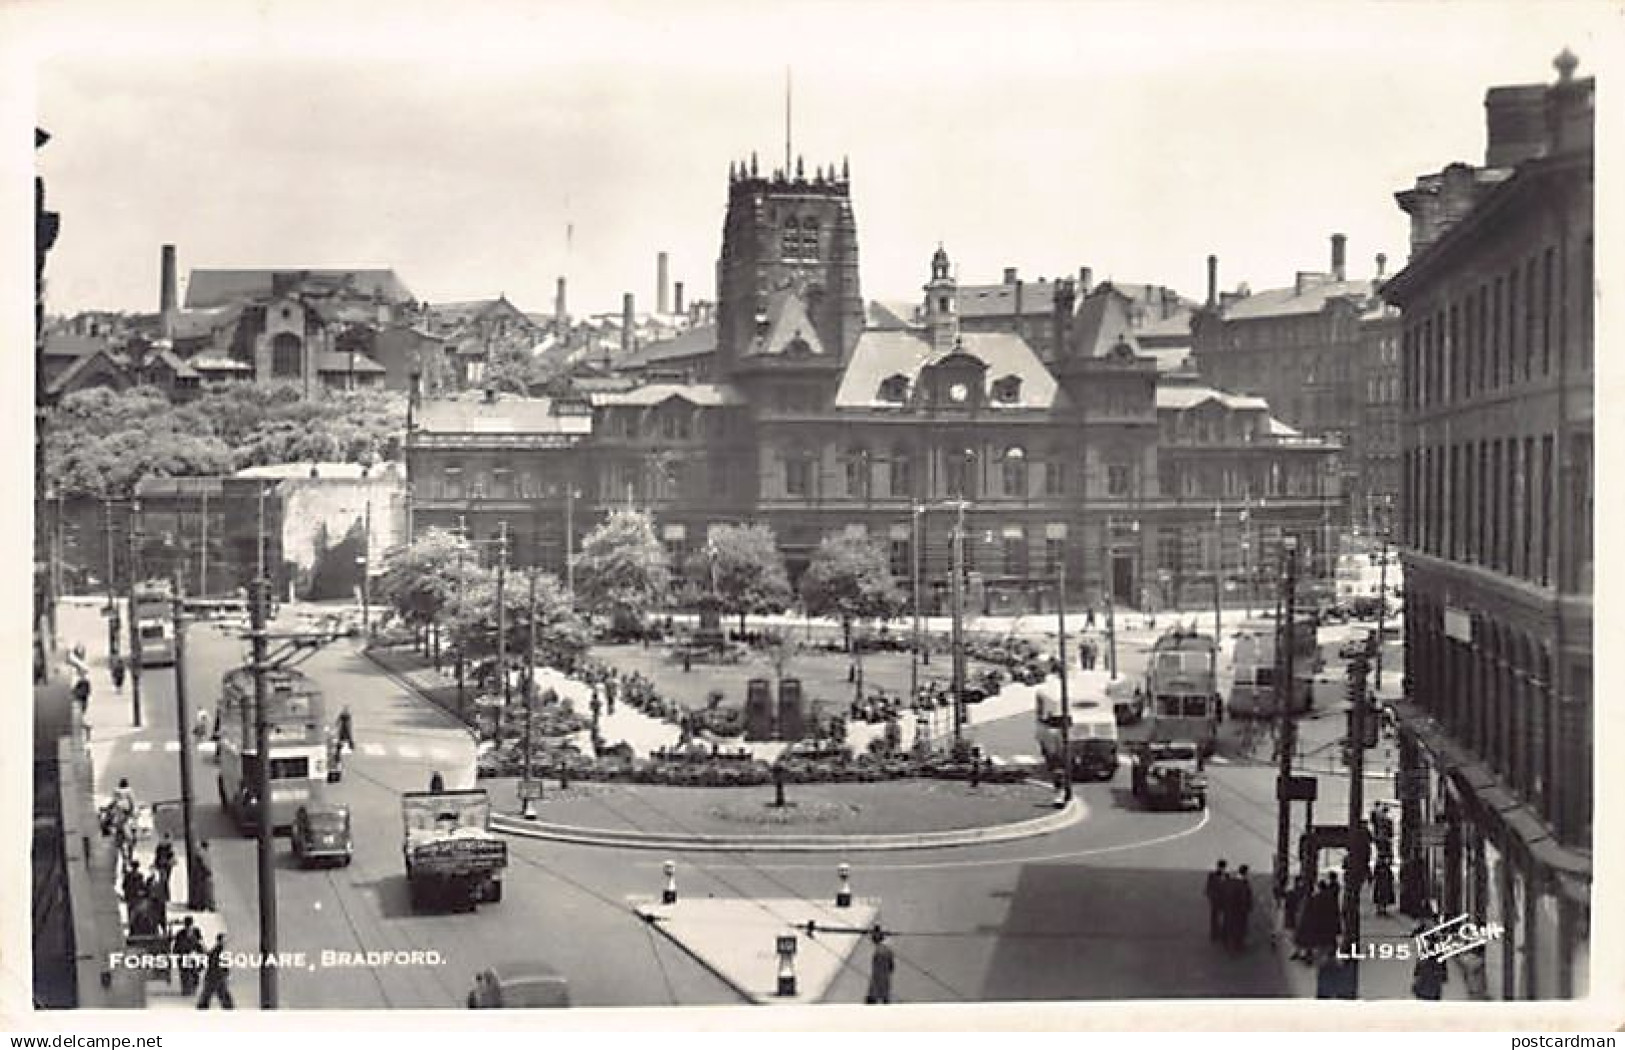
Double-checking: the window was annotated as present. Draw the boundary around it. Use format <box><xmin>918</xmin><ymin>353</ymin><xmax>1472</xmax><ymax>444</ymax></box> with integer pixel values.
<box><xmin>442</xmin><ymin>465</ymin><xmax>464</xmax><ymax>500</ymax></box>
<box><xmin>1002</xmin><ymin>448</ymin><xmax>1027</xmax><ymax>498</ymax></box>
<box><xmin>1540</xmin><ymin>435</ymin><xmax>1553</xmax><ymax>586</ymax></box>
<box><xmin>845</xmin><ymin>448</ymin><xmax>870</xmax><ymax>499</ymax></box>
<box><xmin>1107</xmin><ymin>463</ymin><xmax>1131</xmax><ymax>497</ymax></box>
<box><xmin>1044</xmin><ymin>454</ymin><xmax>1064</xmax><ymax>496</ymax></box>
<box><xmin>1542</xmin><ymin>247</ymin><xmax>1555</xmax><ymax>376</ymax></box>
<box><xmin>945</xmin><ymin>452</ymin><xmax>973</xmax><ymax>498</ymax></box>
<box><xmin>785</xmin><ymin>455</ymin><xmax>811</xmax><ymax>497</ymax></box>
<box><xmin>269</xmin><ymin>756</ymin><xmax>310</xmax><ymax>780</ymax></box>
<box><xmin>1002</xmin><ymin>528</ymin><xmax>1027</xmax><ymax>577</ymax></box>
<box><xmin>271</xmin><ymin>332</ymin><xmax>302</xmax><ymax>378</ymax></box>
<box><xmin>890</xmin><ymin>539</ymin><xmax>916</xmax><ymax>578</ymax></box>
<box><xmin>890</xmin><ymin>446</ymin><xmax>913</xmax><ymax>498</ymax></box>
<box><xmin>491</xmin><ymin>466</ymin><xmax>514</xmax><ymax>500</ymax></box>
<box><xmin>1524</xmin><ymin>257</ymin><xmax>1538</xmax><ymax>380</ymax></box>
<box><xmin>1044</xmin><ymin>536</ymin><xmax>1063</xmax><ymax>575</ymax></box>
<box><xmin>992</xmin><ymin>375</ymin><xmax>1022</xmax><ymax>403</ymax></box>
<box><xmin>879</xmin><ymin>375</ymin><xmax>909</xmax><ymax>403</ymax></box>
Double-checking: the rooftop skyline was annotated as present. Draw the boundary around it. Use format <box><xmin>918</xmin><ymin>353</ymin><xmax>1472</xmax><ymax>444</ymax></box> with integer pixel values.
<box><xmin>23</xmin><ymin>0</ymin><xmax>1614</xmax><ymax>319</ymax></box>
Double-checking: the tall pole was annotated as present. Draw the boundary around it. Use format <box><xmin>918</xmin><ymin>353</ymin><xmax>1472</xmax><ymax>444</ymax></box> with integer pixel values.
<box><xmin>564</xmin><ymin>482</ymin><xmax>576</xmax><ymax>594</ymax></box>
<box><xmin>169</xmin><ymin>573</ymin><xmax>199</xmax><ymax>909</ymax></box>
<box><xmin>1373</xmin><ymin>501</ymin><xmax>1391</xmax><ymax>693</ymax></box>
<box><xmin>1343</xmin><ymin>635</ymin><xmax>1373</xmax><ymax>996</ymax></box>
<box><xmin>910</xmin><ymin>504</ymin><xmax>923</xmax><ymax>704</ymax></box>
<box><xmin>248</xmin><ymin>576</ymin><xmax>279</xmax><ymax>1008</ymax></box>
<box><xmin>125</xmin><ymin>499</ymin><xmax>144</xmax><ymax>728</ymax></box>
<box><xmin>455</xmin><ymin>516</ymin><xmax>467</xmax><ymax>716</ymax></box>
<box><xmin>524</xmin><ymin>569</ymin><xmax>536</xmax><ymax>791</ymax></box>
<box><xmin>1272</xmin><ymin>536</ymin><xmax>1300</xmax><ymax>900</ymax></box>
<box><xmin>199</xmin><ymin>488</ymin><xmax>209</xmax><ymax>597</ymax></box>
<box><xmin>103</xmin><ymin>497</ymin><xmax>121</xmax><ymax>665</ymax></box>
<box><xmin>256</xmin><ymin>482</ymin><xmax>267</xmax><ymax>582</ymax></box>
<box><xmin>1213</xmin><ymin>502</ymin><xmax>1223</xmax><ymax>649</ymax></box>
<box><xmin>497</xmin><ymin>521</ymin><xmax>510</xmax><ymax>711</ymax></box>
<box><xmin>361</xmin><ymin>499</ymin><xmax>372</xmax><ymax>638</ymax></box>
<box><xmin>1105</xmin><ymin>516</ymin><xmax>1118</xmax><ymax>680</ymax></box>
<box><xmin>1056</xmin><ymin>557</ymin><xmax>1073</xmax><ymax>803</ymax></box>
<box><xmin>950</xmin><ymin>500</ymin><xmax>967</xmax><ymax>744</ymax></box>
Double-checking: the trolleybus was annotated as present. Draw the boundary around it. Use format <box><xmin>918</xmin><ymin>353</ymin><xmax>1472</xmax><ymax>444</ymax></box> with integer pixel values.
<box><xmin>216</xmin><ymin>665</ymin><xmax>330</xmax><ymax>834</ymax></box>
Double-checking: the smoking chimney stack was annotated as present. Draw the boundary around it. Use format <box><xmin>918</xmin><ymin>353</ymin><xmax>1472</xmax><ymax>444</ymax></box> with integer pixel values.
<box><xmin>657</xmin><ymin>252</ymin><xmax>670</xmax><ymax>315</ymax></box>
<box><xmin>1331</xmin><ymin>233</ymin><xmax>1347</xmax><ymax>282</ymax></box>
<box><xmin>1206</xmin><ymin>254</ymin><xmax>1218</xmax><ymax>308</ymax></box>
<box><xmin>674</xmin><ymin>280</ymin><xmax>685</xmax><ymax>316</ymax></box>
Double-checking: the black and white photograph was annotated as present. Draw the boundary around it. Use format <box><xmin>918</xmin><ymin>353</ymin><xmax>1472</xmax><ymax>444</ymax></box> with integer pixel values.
<box><xmin>9</xmin><ymin>0</ymin><xmax>1617</xmax><ymax>1028</ymax></box>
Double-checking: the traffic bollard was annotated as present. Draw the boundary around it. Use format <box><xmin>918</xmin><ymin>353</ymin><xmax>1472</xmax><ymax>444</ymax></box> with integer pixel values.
<box><xmin>836</xmin><ymin>862</ymin><xmax>852</xmax><ymax>908</ymax></box>
<box><xmin>775</xmin><ymin>935</ymin><xmax>798</xmax><ymax>997</ymax></box>
<box><xmin>662</xmin><ymin>859</ymin><xmax>678</xmax><ymax>904</ymax></box>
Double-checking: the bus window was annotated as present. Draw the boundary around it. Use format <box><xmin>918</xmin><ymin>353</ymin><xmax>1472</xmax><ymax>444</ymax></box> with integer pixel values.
<box><xmin>140</xmin><ymin>625</ymin><xmax>166</xmax><ymax>641</ymax></box>
<box><xmin>1156</xmin><ymin>696</ymin><xmax>1181</xmax><ymax>718</ymax></box>
<box><xmin>1183</xmin><ymin>697</ymin><xmax>1210</xmax><ymax>718</ymax></box>
<box><xmin>269</xmin><ymin>756</ymin><xmax>310</xmax><ymax>780</ymax></box>
<box><xmin>1254</xmin><ymin>667</ymin><xmax>1274</xmax><ymax>686</ymax></box>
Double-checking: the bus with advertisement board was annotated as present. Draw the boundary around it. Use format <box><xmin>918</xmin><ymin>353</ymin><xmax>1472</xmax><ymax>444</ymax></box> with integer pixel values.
<box><xmin>133</xmin><ymin>582</ymin><xmax>176</xmax><ymax>667</ymax></box>
<box><xmin>1143</xmin><ymin>627</ymin><xmax>1221</xmax><ymax>756</ymax></box>
<box><xmin>216</xmin><ymin>666</ymin><xmax>329</xmax><ymax>834</ymax></box>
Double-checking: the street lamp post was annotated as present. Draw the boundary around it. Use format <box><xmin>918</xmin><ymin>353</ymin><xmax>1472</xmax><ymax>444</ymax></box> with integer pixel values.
<box><xmin>949</xmin><ymin>498</ymin><xmax>968</xmax><ymax>744</ymax></box>
<box><xmin>125</xmin><ymin>498</ymin><xmax>144</xmax><ymax>728</ymax></box>
<box><xmin>910</xmin><ymin>503</ymin><xmax>924</xmax><ymax>705</ymax></box>
<box><xmin>168</xmin><ymin>574</ymin><xmax>199</xmax><ymax>909</ymax></box>
<box><xmin>103</xmin><ymin>497</ymin><xmax>121</xmax><ymax>666</ymax></box>
<box><xmin>497</xmin><ymin>520</ymin><xmax>510</xmax><ymax>711</ymax></box>
<box><xmin>1056</xmin><ymin>557</ymin><xmax>1073</xmax><ymax>804</ymax></box>
<box><xmin>1373</xmin><ymin>496</ymin><xmax>1392</xmax><ymax>692</ymax></box>
<box><xmin>1272</xmin><ymin>536</ymin><xmax>1301</xmax><ymax>901</ymax></box>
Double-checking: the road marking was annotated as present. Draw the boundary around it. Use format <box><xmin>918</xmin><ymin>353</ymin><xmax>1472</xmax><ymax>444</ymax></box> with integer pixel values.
<box><xmin>616</xmin><ymin>808</ymin><xmax>1213</xmax><ymax>874</ymax></box>
<box><xmin>164</xmin><ymin>741</ymin><xmax>180</xmax><ymax>753</ymax></box>
<box><xmin>130</xmin><ymin>741</ymin><xmax>153</xmax><ymax>752</ymax></box>
<box><xmin>396</xmin><ymin>744</ymin><xmax>422</xmax><ymax>759</ymax></box>
<box><xmin>361</xmin><ymin>743</ymin><xmax>385</xmax><ymax>757</ymax></box>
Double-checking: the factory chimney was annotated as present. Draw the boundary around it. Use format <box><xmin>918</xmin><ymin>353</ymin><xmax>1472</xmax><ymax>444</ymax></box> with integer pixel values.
<box><xmin>657</xmin><ymin>252</ymin><xmax>670</xmax><ymax>315</ymax></box>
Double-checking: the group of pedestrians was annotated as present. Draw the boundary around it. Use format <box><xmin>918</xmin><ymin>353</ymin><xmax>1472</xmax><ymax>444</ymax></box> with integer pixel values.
<box><xmin>1204</xmin><ymin>859</ymin><xmax>1256</xmax><ymax>951</ymax></box>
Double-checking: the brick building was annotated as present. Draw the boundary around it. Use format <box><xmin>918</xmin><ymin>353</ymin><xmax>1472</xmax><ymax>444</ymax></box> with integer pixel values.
<box><xmin>1384</xmin><ymin>51</ymin><xmax>1592</xmax><ymax>998</ymax></box>
<box><xmin>1356</xmin><ymin>300</ymin><xmax>1403</xmax><ymax>528</ymax></box>
<box><xmin>406</xmin><ymin>156</ymin><xmax>1341</xmax><ymax>615</ymax></box>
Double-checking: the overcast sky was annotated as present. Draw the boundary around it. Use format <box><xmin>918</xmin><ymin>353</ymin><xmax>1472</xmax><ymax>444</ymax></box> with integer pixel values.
<box><xmin>22</xmin><ymin>0</ymin><xmax>1619</xmax><ymax>318</ymax></box>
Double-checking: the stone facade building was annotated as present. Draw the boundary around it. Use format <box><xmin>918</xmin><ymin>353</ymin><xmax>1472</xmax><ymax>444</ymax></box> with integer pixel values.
<box><xmin>406</xmin><ymin>157</ymin><xmax>1342</xmax><ymax>615</ymax></box>
<box><xmin>1383</xmin><ymin>52</ymin><xmax>1592</xmax><ymax>999</ymax></box>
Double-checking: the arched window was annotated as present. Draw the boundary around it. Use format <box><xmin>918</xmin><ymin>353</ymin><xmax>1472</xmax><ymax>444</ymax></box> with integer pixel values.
<box><xmin>878</xmin><ymin>374</ymin><xmax>910</xmax><ymax>403</ymax></box>
<box><xmin>1002</xmin><ymin>447</ymin><xmax>1027</xmax><ymax>498</ymax></box>
<box><xmin>271</xmin><ymin>332</ymin><xmax>302</xmax><ymax>378</ymax></box>
<box><xmin>780</xmin><ymin>217</ymin><xmax>800</xmax><ymax>260</ymax></box>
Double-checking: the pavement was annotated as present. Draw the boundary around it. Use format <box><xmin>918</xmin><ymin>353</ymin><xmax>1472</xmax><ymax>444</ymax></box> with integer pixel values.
<box><xmin>633</xmin><ymin>897</ymin><xmax>880</xmax><ymax>1005</ymax></box>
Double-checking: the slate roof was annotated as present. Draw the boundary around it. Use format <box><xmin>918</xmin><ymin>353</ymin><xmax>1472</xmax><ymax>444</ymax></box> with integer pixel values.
<box><xmin>314</xmin><ymin>351</ymin><xmax>387</xmax><ymax>374</ymax></box>
<box><xmin>1154</xmin><ymin>382</ymin><xmax>1270</xmax><ymax>413</ymax></box>
<box><xmin>414</xmin><ymin>397</ymin><xmax>594</xmax><ymax>436</ymax></box>
<box><xmin>42</xmin><ymin>332</ymin><xmax>111</xmax><ymax>358</ymax></box>
<box><xmin>957</xmin><ymin>280</ymin><xmax>1059</xmax><ymax>318</ymax></box>
<box><xmin>589</xmin><ymin>383</ymin><xmax>744</xmax><ymax>408</ymax></box>
<box><xmin>619</xmin><ymin>324</ymin><xmax>717</xmax><ymax>369</ymax></box>
<box><xmin>189</xmin><ymin>355</ymin><xmax>254</xmax><ymax>373</ymax></box>
<box><xmin>46</xmin><ymin>347</ymin><xmax>122</xmax><ymax>395</ymax></box>
<box><xmin>1220</xmin><ymin>278</ymin><xmax>1377</xmax><ymax>321</ymax></box>
<box><xmin>184</xmin><ymin>269</ymin><xmax>414</xmax><ymax>309</ymax></box>
<box><xmin>865</xmin><ymin>301</ymin><xmax>919</xmax><ymax>329</ymax></box>
<box><xmin>1071</xmin><ymin>286</ymin><xmax>1144</xmax><ymax>359</ymax></box>
<box><xmin>167</xmin><ymin>305</ymin><xmax>242</xmax><ymax>340</ymax></box>
<box><xmin>834</xmin><ymin>330</ymin><xmax>1058</xmax><ymax>409</ymax></box>
<box><xmin>749</xmin><ymin>290</ymin><xmax>829</xmax><ymax>357</ymax></box>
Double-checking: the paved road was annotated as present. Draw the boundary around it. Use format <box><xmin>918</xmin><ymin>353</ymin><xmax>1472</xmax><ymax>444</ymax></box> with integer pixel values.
<box><xmin>63</xmin><ymin>600</ymin><xmax>1399</xmax><ymax>1010</ymax></box>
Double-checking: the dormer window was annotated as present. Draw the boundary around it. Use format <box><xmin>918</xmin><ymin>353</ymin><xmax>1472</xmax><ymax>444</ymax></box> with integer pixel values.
<box><xmin>992</xmin><ymin>375</ymin><xmax>1022</xmax><ymax>403</ymax></box>
<box><xmin>879</xmin><ymin>374</ymin><xmax>910</xmax><ymax>403</ymax></box>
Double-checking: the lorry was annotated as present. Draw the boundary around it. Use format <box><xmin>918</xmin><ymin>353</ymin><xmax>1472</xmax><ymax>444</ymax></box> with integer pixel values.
<box><xmin>1129</xmin><ymin>740</ymin><xmax>1208</xmax><ymax>811</ymax></box>
<box><xmin>402</xmin><ymin>788</ymin><xmax>507</xmax><ymax>912</ymax></box>
<box><xmin>1035</xmin><ymin>687</ymin><xmax>1120</xmax><ymax>781</ymax></box>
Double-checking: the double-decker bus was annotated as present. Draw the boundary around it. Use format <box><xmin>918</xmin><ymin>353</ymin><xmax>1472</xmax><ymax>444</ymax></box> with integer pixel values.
<box><xmin>216</xmin><ymin>666</ymin><xmax>329</xmax><ymax>834</ymax></box>
<box><xmin>1143</xmin><ymin>627</ymin><xmax>1221</xmax><ymax>756</ymax></box>
<box><xmin>1227</xmin><ymin>614</ymin><xmax>1318</xmax><ymax>719</ymax></box>
<box><xmin>133</xmin><ymin>583</ymin><xmax>176</xmax><ymax>667</ymax></box>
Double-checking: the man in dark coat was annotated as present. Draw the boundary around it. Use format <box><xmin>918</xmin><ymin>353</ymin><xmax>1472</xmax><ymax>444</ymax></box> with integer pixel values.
<box><xmin>197</xmin><ymin>932</ymin><xmax>234</xmax><ymax>1009</ymax></box>
<box><xmin>1372</xmin><ymin>860</ymin><xmax>1397</xmax><ymax>916</ymax></box>
<box><xmin>865</xmin><ymin>926</ymin><xmax>895</xmax><ymax>1004</ymax></box>
<box><xmin>172</xmin><ymin>917</ymin><xmax>204</xmax><ymax>996</ymax></box>
<box><xmin>1225</xmin><ymin>864</ymin><xmax>1255</xmax><ymax>950</ymax></box>
<box><xmin>1205</xmin><ymin>860</ymin><xmax>1229</xmax><ymax>942</ymax></box>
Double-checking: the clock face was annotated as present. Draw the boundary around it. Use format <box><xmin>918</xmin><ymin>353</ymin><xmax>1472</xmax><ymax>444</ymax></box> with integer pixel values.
<box><xmin>948</xmin><ymin>382</ymin><xmax>969</xmax><ymax>403</ymax></box>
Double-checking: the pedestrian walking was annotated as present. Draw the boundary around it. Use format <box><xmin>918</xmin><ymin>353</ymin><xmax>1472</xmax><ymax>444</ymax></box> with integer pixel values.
<box><xmin>1225</xmin><ymin>864</ymin><xmax>1255</xmax><ymax>950</ymax></box>
<box><xmin>865</xmin><ymin>926</ymin><xmax>895</xmax><ymax>1004</ymax></box>
<box><xmin>122</xmin><ymin>859</ymin><xmax>147</xmax><ymax>905</ymax></box>
<box><xmin>1085</xmin><ymin>606</ymin><xmax>1096</xmax><ymax>630</ymax></box>
<box><xmin>153</xmin><ymin>834</ymin><xmax>176</xmax><ymax>903</ymax></box>
<box><xmin>192</xmin><ymin>841</ymin><xmax>215</xmax><ymax>911</ymax></box>
<box><xmin>172</xmin><ymin>917</ymin><xmax>203</xmax><ymax>996</ymax></box>
<box><xmin>196</xmin><ymin>933</ymin><xmax>234</xmax><ymax>1009</ymax></box>
<box><xmin>336</xmin><ymin>705</ymin><xmax>354</xmax><ymax>752</ymax></box>
<box><xmin>1284</xmin><ymin>873</ymin><xmax>1313</xmax><ymax>960</ymax></box>
<box><xmin>72</xmin><ymin>673</ymin><xmax>92</xmax><ymax>708</ymax></box>
<box><xmin>194</xmin><ymin>707</ymin><xmax>211</xmax><ymax>743</ymax></box>
<box><xmin>429</xmin><ymin>770</ymin><xmax>445</xmax><ymax>793</ymax></box>
<box><xmin>111</xmin><ymin>659</ymin><xmax>126</xmax><ymax>691</ymax></box>
<box><xmin>1205</xmin><ymin>860</ymin><xmax>1229</xmax><ymax>942</ymax></box>
<box><xmin>1372</xmin><ymin>860</ymin><xmax>1396</xmax><ymax>917</ymax></box>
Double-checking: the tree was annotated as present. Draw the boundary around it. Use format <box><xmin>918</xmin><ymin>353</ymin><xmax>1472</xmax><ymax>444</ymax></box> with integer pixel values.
<box><xmin>683</xmin><ymin>523</ymin><xmax>791</xmax><ymax>635</ymax></box>
<box><xmin>376</xmin><ymin>528</ymin><xmax>477</xmax><ymax>639</ymax></box>
<box><xmin>571</xmin><ymin>510</ymin><xmax>671</xmax><ymax>634</ymax></box>
<box><xmin>444</xmin><ymin>567</ymin><xmax>588</xmax><ymax>672</ymax></box>
<box><xmin>799</xmin><ymin>533</ymin><xmax>906</xmax><ymax>651</ymax></box>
